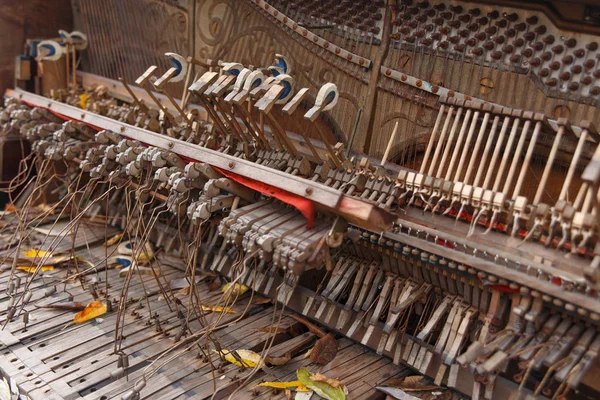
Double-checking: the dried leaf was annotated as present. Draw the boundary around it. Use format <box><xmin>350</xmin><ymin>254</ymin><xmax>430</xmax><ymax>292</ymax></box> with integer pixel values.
<box><xmin>118</xmin><ymin>241</ymin><xmax>154</xmax><ymax>263</ymax></box>
<box><xmin>178</xmin><ymin>286</ymin><xmax>190</xmax><ymax>296</ymax></box>
<box><xmin>135</xmin><ymin>242</ymin><xmax>155</xmax><ymax>263</ymax></box>
<box><xmin>384</xmin><ymin>376</ymin><xmax>440</xmax><ymax>392</ymax></box>
<box><xmin>309</xmin><ymin>373</ymin><xmax>344</xmax><ymax>389</ymax></box>
<box><xmin>35</xmin><ymin>204</ymin><xmax>54</xmax><ymax>214</ymax></box>
<box><xmin>23</xmin><ymin>249</ymin><xmax>51</xmax><ymax>258</ymax></box>
<box><xmin>402</xmin><ymin>386</ymin><xmax>442</xmax><ymax>392</ymax></box>
<box><xmin>208</xmin><ymin>279</ymin><xmax>221</xmax><ymax>292</ymax></box>
<box><xmin>201</xmin><ymin>305</ymin><xmax>236</xmax><ymax>314</ymax></box>
<box><xmin>297</xmin><ymin>368</ymin><xmax>345</xmax><ymax>400</ymax></box>
<box><xmin>216</xmin><ymin>349</ymin><xmax>263</xmax><ymax>368</ymax></box>
<box><xmin>252</xmin><ymin>297</ymin><xmax>272</xmax><ymax>305</ymax></box>
<box><xmin>17</xmin><ymin>266</ymin><xmax>54</xmax><ymax>273</ymax></box>
<box><xmin>73</xmin><ymin>301</ymin><xmax>107</xmax><ymax>324</ymax></box>
<box><xmin>79</xmin><ymin>93</ymin><xmax>89</xmax><ymax>109</ymax></box>
<box><xmin>3</xmin><ymin>204</ymin><xmax>17</xmax><ymax>213</ymax></box>
<box><xmin>221</xmin><ymin>282</ymin><xmax>249</xmax><ymax>298</ymax></box>
<box><xmin>265</xmin><ymin>351</ymin><xmax>291</xmax><ymax>366</ymax></box>
<box><xmin>385</xmin><ymin>379</ymin><xmax>405</xmax><ymax>387</ymax></box>
<box><xmin>286</xmin><ymin>314</ymin><xmax>326</xmax><ymax>338</ymax></box>
<box><xmin>35</xmin><ymin>302</ymin><xmax>86</xmax><ymax>311</ymax></box>
<box><xmin>310</xmin><ymin>333</ymin><xmax>338</xmax><ymax>365</ymax></box>
<box><xmin>257</xmin><ymin>380</ymin><xmax>309</xmax><ymax>392</ymax></box>
<box><xmin>285</xmin><ymin>389</ymin><xmax>293</xmax><ymax>400</ymax></box>
<box><xmin>103</xmin><ymin>233</ymin><xmax>123</xmax><ymax>247</ymax></box>
<box><xmin>403</xmin><ymin>376</ymin><xmax>425</xmax><ymax>385</ymax></box>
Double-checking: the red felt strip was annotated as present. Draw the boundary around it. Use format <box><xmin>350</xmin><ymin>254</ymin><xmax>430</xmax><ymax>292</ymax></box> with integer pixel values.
<box><xmin>215</xmin><ymin>167</ymin><xmax>315</xmax><ymax>228</ymax></box>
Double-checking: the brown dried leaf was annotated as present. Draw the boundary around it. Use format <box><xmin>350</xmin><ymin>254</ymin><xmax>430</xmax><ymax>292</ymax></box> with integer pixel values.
<box><xmin>308</xmin><ymin>373</ymin><xmax>344</xmax><ymax>389</ymax></box>
<box><xmin>207</xmin><ymin>279</ymin><xmax>221</xmax><ymax>292</ymax></box>
<box><xmin>178</xmin><ymin>286</ymin><xmax>190</xmax><ymax>296</ymax></box>
<box><xmin>286</xmin><ymin>314</ymin><xmax>326</xmax><ymax>338</ymax></box>
<box><xmin>403</xmin><ymin>376</ymin><xmax>425</xmax><ymax>385</ymax></box>
<box><xmin>252</xmin><ymin>297</ymin><xmax>272</xmax><ymax>305</ymax></box>
<box><xmin>384</xmin><ymin>375</ymin><xmax>441</xmax><ymax>392</ymax></box>
<box><xmin>265</xmin><ymin>351</ymin><xmax>291</xmax><ymax>366</ymax></box>
<box><xmin>385</xmin><ymin>379</ymin><xmax>406</xmax><ymax>387</ymax></box>
<box><xmin>35</xmin><ymin>302</ymin><xmax>86</xmax><ymax>311</ymax></box>
<box><xmin>310</xmin><ymin>333</ymin><xmax>338</xmax><ymax>365</ymax></box>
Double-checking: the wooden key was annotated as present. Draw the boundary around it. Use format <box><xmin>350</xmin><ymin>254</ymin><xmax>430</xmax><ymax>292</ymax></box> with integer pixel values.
<box><xmin>361</xmin><ymin>273</ymin><xmax>395</xmax><ymax>345</ymax></box>
<box><xmin>323</xmin><ymin>261</ymin><xmax>361</xmax><ymax>325</ymax></box>
<box><xmin>336</xmin><ymin>261</ymin><xmax>369</xmax><ymax>330</ymax></box>
<box><xmin>417</xmin><ymin>295</ymin><xmax>456</xmax><ymax>342</ymax></box>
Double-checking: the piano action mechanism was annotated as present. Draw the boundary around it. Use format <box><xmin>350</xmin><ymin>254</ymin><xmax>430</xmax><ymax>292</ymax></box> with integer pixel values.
<box><xmin>1</xmin><ymin>0</ymin><xmax>600</xmax><ymax>399</ymax></box>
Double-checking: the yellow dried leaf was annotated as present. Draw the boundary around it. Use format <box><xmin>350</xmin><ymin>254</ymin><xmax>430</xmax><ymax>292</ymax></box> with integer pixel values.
<box><xmin>302</xmin><ymin>348</ymin><xmax>312</xmax><ymax>359</ymax></box>
<box><xmin>103</xmin><ymin>233</ymin><xmax>123</xmax><ymax>247</ymax></box>
<box><xmin>221</xmin><ymin>282</ymin><xmax>249</xmax><ymax>297</ymax></box>
<box><xmin>257</xmin><ymin>381</ymin><xmax>310</xmax><ymax>392</ymax></box>
<box><xmin>118</xmin><ymin>241</ymin><xmax>154</xmax><ymax>263</ymax></box>
<box><xmin>79</xmin><ymin>93</ymin><xmax>90</xmax><ymax>109</ymax></box>
<box><xmin>201</xmin><ymin>305</ymin><xmax>236</xmax><ymax>314</ymax></box>
<box><xmin>136</xmin><ymin>242</ymin><xmax>155</xmax><ymax>263</ymax></box>
<box><xmin>215</xmin><ymin>349</ymin><xmax>264</xmax><ymax>368</ymax></box>
<box><xmin>23</xmin><ymin>249</ymin><xmax>51</xmax><ymax>258</ymax></box>
<box><xmin>17</xmin><ymin>266</ymin><xmax>54</xmax><ymax>273</ymax></box>
<box><xmin>73</xmin><ymin>301</ymin><xmax>107</xmax><ymax>324</ymax></box>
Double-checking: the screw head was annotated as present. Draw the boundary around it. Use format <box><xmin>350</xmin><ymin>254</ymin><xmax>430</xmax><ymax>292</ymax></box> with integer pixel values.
<box><xmin>228</xmin><ymin>162</ymin><xmax>235</xmax><ymax>169</ymax></box>
<box><xmin>168</xmin><ymin>142</ymin><xmax>174</xmax><ymax>149</ymax></box>
<box><xmin>305</xmin><ymin>187</ymin><xmax>312</xmax><ymax>195</ymax></box>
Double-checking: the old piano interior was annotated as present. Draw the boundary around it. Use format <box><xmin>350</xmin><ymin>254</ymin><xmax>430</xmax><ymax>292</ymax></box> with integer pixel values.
<box><xmin>1</xmin><ymin>0</ymin><xmax>600</xmax><ymax>399</ymax></box>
